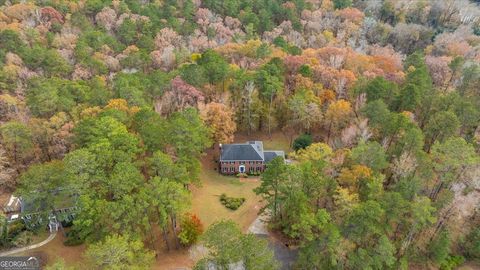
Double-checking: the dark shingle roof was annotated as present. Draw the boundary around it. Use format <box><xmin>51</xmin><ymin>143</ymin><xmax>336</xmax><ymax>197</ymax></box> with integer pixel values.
<box><xmin>220</xmin><ymin>141</ymin><xmax>264</xmax><ymax>161</ymax></box>
<box><xmin>220</xmin><ymin>141</ymin><xmax>285</xmax><ymax>162</ymax></box>
<box><xmin>264</xmin><ymin>151</ymin><xmax>285</xmax><ymax>163</ymax></box>
<box><xmin>21</xmin><ymin>190</ymin><xmax>78</xmax><ymax>214</ymax></box>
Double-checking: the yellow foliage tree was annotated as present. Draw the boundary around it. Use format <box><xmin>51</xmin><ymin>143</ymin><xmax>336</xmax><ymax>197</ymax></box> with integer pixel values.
<box><xmin>333</xmin><ymin>187</ymin><xmax>359</xmax><ymax>218</ymax></box>
<box><xmin>80</xmin><ymin>106</ymin><xmax>102</xmax><ymax>119</ymax></box>
<box><xmin>202</xmin><ymin>102</ymin><xmax>236</xmax><ymax>144</ymax></box>
<box><xmin>325</xmin><ymin>99</ymin><xmax>353</xmax><ymax>140</ymax></box>
<box><xmin>191</xmin><ymin>53</ymin><xmax>201</xmax><ymax>62</ymax></box>
<box><xmin>338</xmin><ymin>165</ymin><xmax>372</xmax><ymax>191</ymax></box>
<box><xmin>322</xmin><ymin>30</ymin><xmax>334</xmax><ymax>42</ymax></box>
<box><xmin>104</xmin><ymin>99</ymin><xmax>140</xmax><ymax>115</ymax></box>
<box><xmin>3</xmin><ymin>3</ymin><xmax>36</xmax><ymax>21</ymax></box>
<box><xmin>291</xmin><ymin>142</ymin><xmax>333</xmax><ymax>162</ymax></box>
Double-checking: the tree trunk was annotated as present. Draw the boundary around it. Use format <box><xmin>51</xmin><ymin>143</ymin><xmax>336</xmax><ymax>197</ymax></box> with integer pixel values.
<box><xmin>273</xmin><ymin>188</ymin><xmax>278</xmax><ymax>220</ymax></box>
<box><xmin>443</xmin><ymin>73</ymin><xmax>453</xmax><ymax>93</ymax></box>
<box><xmin>399</xmin><ymin>228</ymin><xmax>416</xmax><ymax>257</ymax></box>
<box><xmin>429</xmin><ymin>181</ymin><xmax>444</xmax><ymax>201</ymax></box>
<box><xmin>316</xmin><ymin>197</ymin><xmax>321</xmax><ymax>212</ymax></box>
<box><xmin>430</xmin><ymin>205</ymin><xmax>455</xmax><ymax>242</ymax></box>
<box><xmin>247</xmin><ymin>101</ymin><xmax>252</xmax><ymax>135</ymax></box>
<box><xmin>171</xmin><ymin>214</ymin><xmax>180</xmax><ymax>249</ymax></box>
<box><xmin>157</xmin><ymin>209</ymin><xmax>170</xmax><ymax>251</ymax></box>
<box><xmin>425</xmin><ymin>133</ymin><xmax>439</xmax><ymax>153</ymax></box>
<box><xmin>13</xmin><ymin>144</ymin><xmax>19</xmax><ymax>174</ymax></box>
<box><xmin>326</xmin><ymin>122</ymin><xmax>332</xmax><ymax>143</ymax></box>
<box><xmin>268</xmin><ymin>94</ymin><xmax>273</xmax><ymax>139</ymax></box>
<box><xmin>162</xmin><ymin>226</ymin><xmax>170</xmax><ymax>251</ymax></box>
<box><xmin>147</xmin><ymin>216</ymin><xmax>157</xmax><ymax>250</ymax></box>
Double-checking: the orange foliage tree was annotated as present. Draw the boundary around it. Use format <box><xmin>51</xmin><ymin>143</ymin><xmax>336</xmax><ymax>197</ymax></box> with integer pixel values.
<box><xmin>202</xmin><ymin>102</ymin><xmax>237</xmax><ymax>144</ymax></box>
<box><xmin>178</xmin><ymin>213</ymin><xmax>204</xmax><ymax>246</ymax></box>
<box><xmin>325</xmin><ymin>99</ymin><xmax>353</xmax><ymax>140</ymax></box>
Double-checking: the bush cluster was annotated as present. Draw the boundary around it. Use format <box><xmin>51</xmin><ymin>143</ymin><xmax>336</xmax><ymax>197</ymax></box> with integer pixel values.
<box><xmin>440</xmin><ymin>255</ymin><xmax>465</xmax><ymax>270</ymax></box>
<box><xmin>219</xmin><ymin>193</ymin><xmax>245</xmax><ymax>210</ymax></box>
<box><xmin>63</xmin><ymin>230</ymin><xmax>84</xmax><ymax>246</ymax></box>
<box><xmin>236</xmin><ymin>173</ymin><xmax>248</xmax><ymax>178</ymax></box>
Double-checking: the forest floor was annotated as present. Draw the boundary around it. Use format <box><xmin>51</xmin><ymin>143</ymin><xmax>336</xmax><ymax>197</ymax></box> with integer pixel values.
<box><xmin>459</xmin><ymin>261</ymin><xmax>480</xmax><ymax>269</ymax></box>
<box><xmin>15</xmin><ymin>232</ymin><xmax>86</xmax><ymax>269</ymax></box>
<box><xmin>0</xmin><ymin>193</ymin><xmax>9</xmax><ymax>207</ymax></box>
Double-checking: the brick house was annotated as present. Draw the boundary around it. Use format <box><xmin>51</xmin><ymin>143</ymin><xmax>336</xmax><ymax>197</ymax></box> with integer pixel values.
<box><xmin>219</xmin><ymin>141</ymin><xmax>285</xmax><ymax>175</ymax></box>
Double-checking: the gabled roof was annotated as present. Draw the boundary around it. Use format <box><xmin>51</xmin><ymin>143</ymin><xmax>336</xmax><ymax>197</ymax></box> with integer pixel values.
<box><xmin>220</xmin><ymin>141</ymin><xmax>264</xmax><ymax>161</ymax></box>
<box><xmin>264</xmin><ymin>150</ymin><xmax>285</xmax><ymax>163</ymax></box>
<box><xmin>20</xmin><ymin>190</ymin><xmax>78</xmax><ymax>214</ymax></box>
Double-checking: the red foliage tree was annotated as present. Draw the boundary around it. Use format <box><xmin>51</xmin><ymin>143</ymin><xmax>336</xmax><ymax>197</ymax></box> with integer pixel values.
<box><xmin>40</xmin><ymin>7</ymin><xmax>64</xmax><ymax>25</ymax></box>
<box><xmin>158</xmin><ymin>76</ymin><xmax>205</xmax><ymax>115</ymax></box>
<box><xmin>171</xmin><ymin>76</ymin><xmax>205</xmax><ymax>105</ymax></box>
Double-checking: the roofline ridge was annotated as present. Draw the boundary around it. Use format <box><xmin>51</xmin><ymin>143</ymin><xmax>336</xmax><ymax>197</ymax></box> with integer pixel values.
<box><xmin>248</xmin><ymin>142</ymin><xmax>264</xmax><ymax>160</ymax></box>
<box><xmin>220</xmin><ymin>142</ymin><xmax>264</xmax><ymax>161</ymax></box>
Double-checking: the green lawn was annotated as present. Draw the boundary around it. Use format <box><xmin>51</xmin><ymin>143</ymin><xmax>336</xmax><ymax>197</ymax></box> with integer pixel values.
<box><xmin>262</xmin><ymin>135</ymin><xmax>292</xmax><ymax>153</ymax></box>
<box><xmin>235</xmin><ymin>131</ymin><xmax>293</xmax><ymax>154</ymax></box>
<box><xmin>191</xmin><ymin>131</ymin><xmax>292</xmax><ymax>231</ymax></box>
<box><xmin>190</xmin><ymin>154</ymin><xmax>262</xmax><ymax>231</ymax></box>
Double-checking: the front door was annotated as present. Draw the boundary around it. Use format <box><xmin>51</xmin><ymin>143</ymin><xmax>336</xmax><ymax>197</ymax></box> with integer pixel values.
<box><xmin>239</xmin><ymin>165</ymin><xmax>245</xmax><ymax>173</ymax></box>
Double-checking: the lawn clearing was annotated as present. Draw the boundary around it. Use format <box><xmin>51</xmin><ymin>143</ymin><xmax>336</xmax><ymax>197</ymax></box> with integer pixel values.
<box><xmin>190</xmin><ymin>131</ymin><xmax>291</xmax><ymax>230</ymax></box>
<box><xmin>234</xmin><ymin>131</ymin><xmax>293</xmax><ymax>154</ymax></box>
<box><xmin>190</xmin><ymin>150</ymin><xmax>262</xmax><ymax>231</ymax></box>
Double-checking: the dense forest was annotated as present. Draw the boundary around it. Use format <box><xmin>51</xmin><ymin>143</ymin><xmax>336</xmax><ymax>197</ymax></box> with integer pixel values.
<box><xmin>0</xmin><ymin>0</ymin><xmax>479</xmax><ymax>269</ymax></box>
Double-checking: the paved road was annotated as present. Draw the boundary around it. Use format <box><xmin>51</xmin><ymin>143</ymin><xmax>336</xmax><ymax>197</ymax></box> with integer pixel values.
<box><xmin>247</xmin><ymin>214</ymin><xmax>269</xmax><ymax>235</ymax></box>
<box><xmin>248</xmin><ymin>214</ymin><xmax>298</xmax><ymax>270</ymax></box>
<box><xmin>260</xmin><ymin>235</ymin><xmax>298</xmax><ymax>270</ymax></box>
<box><xmin>0</xmin><ymin>231</ymin><xmax>57</xmax><ymax>256</ymax></box>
